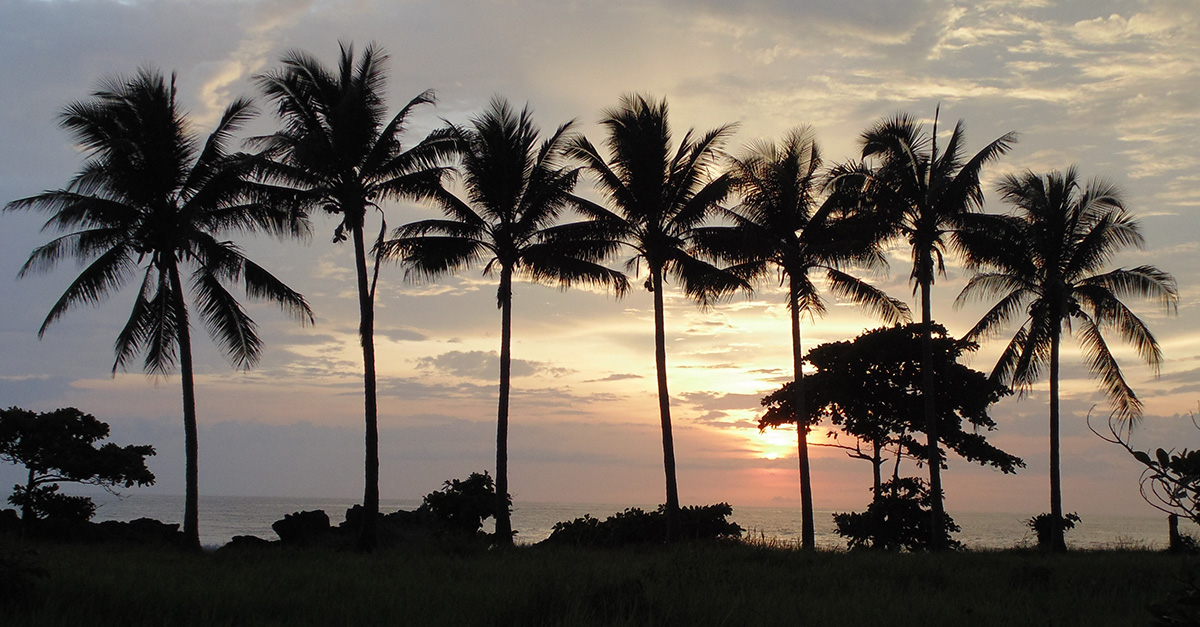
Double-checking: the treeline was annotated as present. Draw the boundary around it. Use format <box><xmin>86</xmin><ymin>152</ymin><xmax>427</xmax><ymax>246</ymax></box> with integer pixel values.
<box><xmin>3</xmin><ymin>42</ymin><xmax>1178</xmax><ymax>552</ymax></box>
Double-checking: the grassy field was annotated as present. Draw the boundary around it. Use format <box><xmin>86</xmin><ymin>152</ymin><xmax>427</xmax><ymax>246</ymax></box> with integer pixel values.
<box><xmin>2</xmin><ymin>538</ymin><xmax>1197</xmax><ymax>626</ymax></box>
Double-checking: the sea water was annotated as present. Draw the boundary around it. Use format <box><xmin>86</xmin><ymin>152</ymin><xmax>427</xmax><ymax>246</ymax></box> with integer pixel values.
<box><xmin>85</xmin><ymin>493</ymin><xmax>1195</xmax><ymax>550</ymax></box>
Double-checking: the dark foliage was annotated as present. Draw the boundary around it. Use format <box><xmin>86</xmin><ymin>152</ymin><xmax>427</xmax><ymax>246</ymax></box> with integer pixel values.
<box><xmin>760</xmin><ymin>324</ymin><xmax>1023</xmax><ymax>477</ymax></box>
<box><xmin>1027</xmin><ymin>512</ymin><xmax>1081</xmax><ymax>549</ymax></box>
<box><xmin>9</xmin><ymin>486</ymin><xmax>95</xmax><ymax>524</ymax></box>
<box><xmin>418</xmin><ymin>471</ymin><xmax>510</xmax><ymax>539</ymax></box>
<box><xmin>543</xmin><ymin>503</ymin><xmax>743</xmax><ymax>547</ymax></box>
<box><xmin>833</xmin><ymin>477</ymin><xmax>961</xmax><ymax>551</ymax></box>
<box><xmin>0</xmin><ymin>407</ymin><xmax>155</xmax><ymax>525</ymax></box>
<box><xmin>263</xmin><ymin>472</ymin><xmax>511</xmax><ymax>550</ymax></box>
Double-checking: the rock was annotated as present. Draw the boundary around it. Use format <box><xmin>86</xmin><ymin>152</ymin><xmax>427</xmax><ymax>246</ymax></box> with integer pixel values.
<box><xmin>271</xmin><ymin>510</ymin><xmax>330</xmax><ymax>545</ymax></box>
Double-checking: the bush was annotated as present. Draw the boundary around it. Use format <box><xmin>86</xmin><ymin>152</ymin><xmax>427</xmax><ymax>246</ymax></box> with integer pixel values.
<box><xmin>419</xmin><ymin>471</ymin><xmax>508</xmax><ymax>538</ymax></box>
<box><xmin>833</xmin><ymin>477</ymin><xmax>961</xmax><ymax>551</ymax></box>
<box><xmin>544</xmin><ymin>503</ymin><xmax>743</xmax><ymax>547</ymax></box>
<box><xmin>1027</xmin><ymin>512</ymin><xmax>1081</xmax><ymax>549</ymax></box>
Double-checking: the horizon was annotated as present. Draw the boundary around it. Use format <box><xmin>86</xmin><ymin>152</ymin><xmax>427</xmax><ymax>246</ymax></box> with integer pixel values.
<box><xmin>2</xmin><ymin>0</ymin><xmax>1198</xmax><ymax>522</ymax></box>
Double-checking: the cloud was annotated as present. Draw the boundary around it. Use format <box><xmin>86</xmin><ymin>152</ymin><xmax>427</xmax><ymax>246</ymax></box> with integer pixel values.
<box><xmin>377</xmin><ymin>327</ymin><xmax>429</xmax><ymax>342</ymax></box>
<box><xmin>414</xmin><ymin>350</ymin><xmax>574</xmax><ymax>380</ymax></box>
<box><xmin>584</xmin><ymin>373</ymin><xmax>644</xmax><ymax>383</ymax></box>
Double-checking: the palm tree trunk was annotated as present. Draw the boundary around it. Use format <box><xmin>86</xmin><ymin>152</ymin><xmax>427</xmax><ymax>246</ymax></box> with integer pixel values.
<box><xmin>352</xmin><ymin>222</ymin><xmax>380</xmax><ymax>552</ymax></box>
<box><xmin>920</xmin><ymin>276</ymin><xmax>945</xmax><ymax>550</ymax></box>
<box><xmin>652</xmin><ymin>268</ymin><xmax>680</xmax><ymax>541</ymax></box>
<box><xmin>789</xmin><ymin>276</ymin><xmax>815</xmax><ymax>550</ymax></box>
<box><xmin>1049</xmin><ymin>324</ymin><xmax>1065</xmax><ymax>551</ymax></box>
<box><xmin>168</xmin><ymin>263</ymin><xmax>202</xmax><ymax>551</ymax></box>
<box><xmin>494</xmin><ymin>266</ymin><xmax>514</xmax><ymax>546</ymax></box>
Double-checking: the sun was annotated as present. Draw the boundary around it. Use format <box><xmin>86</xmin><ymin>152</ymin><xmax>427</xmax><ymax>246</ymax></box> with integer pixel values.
<box><xmin>755</xmin><ymin>427</ymin><xmax>797</xmax><ymax>461</ymax></box>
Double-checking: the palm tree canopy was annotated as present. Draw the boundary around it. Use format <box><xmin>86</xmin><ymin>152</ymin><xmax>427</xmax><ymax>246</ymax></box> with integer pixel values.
<box><xmin>6</xmin><ymin>68</ymin><xmax>314</xmax><ymax>374</ymax></box>
<box><xmin>856</xmin><ymin>110</ymin><xmax>1017</xmax><ymax>287</ymax></box>
<box><xmin>956</xmin><ymin>166</ymin><xmax>1178</xmax><ymax>422</ymax></box>
<box><xmin>252</xmin><ymin>42</ymin><xmax>457</xmax><ymax>239</ymax></box>
<box><xmin>567</xmin><ymin>93</ymin><xmax>746</xmax><ymax>304</ymax></box>
<box><xmin>382</xmin><ymin>96</ymin><xmax>629</xmax><ymax>300</ymax></box>
<box><xmin>693</xmin><ymin>126</ymin><xmax>909</xmax><ymax>323</ymax></box>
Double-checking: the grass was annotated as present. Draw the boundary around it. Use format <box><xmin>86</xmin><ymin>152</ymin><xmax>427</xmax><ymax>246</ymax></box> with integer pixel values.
<box><xmin>2</xmin><ymin>538</ymin><xmax>1196</xmax><ymax>626</ymax></box>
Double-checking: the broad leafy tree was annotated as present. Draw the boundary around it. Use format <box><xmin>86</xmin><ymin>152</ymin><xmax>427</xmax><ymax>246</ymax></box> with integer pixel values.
<box><xmin>956</xmin><ymin>167</ymin><xmax>1177</xmax><ymax>550</ymax></box>
<box><xmin>254</xmin><ymin>43</ymin><xmax>455</xmax><ymax>550</ymax></box>
<box><xmin>0</xmin><ymin>406</ymin><xmax>155</xmax><ymax>528</ymax></box>
<box><xmin>693</xmin><ymin>127</ymin><xmax>909</xmax><ymax>549</ymax></box>
<box><xmin>5</xmin><ymin>70</ymin><xmax>313</xmax><ymax>549</ymax></box>
<box><xmin>382</xmin><ymin>98</ymin><xmax>628</xmax><ymax>545</ymax></box>
<box><xmin>568</xmin><ymin>94</ymin><xmax>746</xmax><ymax>538</ymax></box>
<box><xmin>760</xmin><ymin>323</ymin><xmax>1023</xmax><ymax>497</ymax></box>
<box><xmin>853</xmin><ymin>109</ymin><xmax>1016</xmax><ymax>547</ymax></box>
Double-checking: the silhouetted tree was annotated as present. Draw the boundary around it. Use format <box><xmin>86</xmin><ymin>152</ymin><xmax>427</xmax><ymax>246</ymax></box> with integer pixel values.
<box><xmin>4</xmin><ymin>70</ymin><xmax>313</xmax><ymax>549</ymax></box>
<box><xmin>0</xmin><ymin>407</ymin><xmax>155</xmax><ymax>528</ymax></box>
<box><xmin>833</xmin><ymin>477</ymin><xmax>962</xmax><ymax>551</ymax></box>
<box><xmin>382</xmin><ymin>98</ymin><xmax>628</xmax><ymax>545</ymax></box>
<box><xmin>253</xmin><ymin>42</ymin><xmax>455</xmax><ymax>550</ymax></box>
<box><xmin>692</xmin><ymin>126</ymin><xmax>909</xmax><ymax>549</ymax></box>
<box><xmin>419</xmin><ymin>471</ymin><xmax>511</xmax><ymax>538</ymax></box>
<box><xmin>957</xmin><ymin>167</ymin><xmax>1177</xmax><ymax>550</ymax></box>
<box><xmin>760</xmin><ymin>324</ymin><xmax>1023</xmax><ymax>499</ymax></box>
<box><xmin>568</xmin><ymin>94</ymin><xmax>747</xmax><ymax>538</ymax></box>
<box><xmin>850</xmin><ymin>109</ymin><xmax>1016</xmax><ymax>548</ymax></box>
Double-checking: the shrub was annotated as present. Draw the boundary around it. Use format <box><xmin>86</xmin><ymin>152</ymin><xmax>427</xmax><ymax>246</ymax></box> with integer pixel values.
<box><xmin>545</xmin><ymin>503</ymin><xmax>743</xmax><ymax>547</ymax></box>
<box><xmin>833</xmin><ymin>477</ymin><xmax>961</xmax><ymax>551</ymax></box>
<box><xmin>1027</xmin><ymin>512</ymin><xmax>1081</xmax><ymax>548</ymax></box>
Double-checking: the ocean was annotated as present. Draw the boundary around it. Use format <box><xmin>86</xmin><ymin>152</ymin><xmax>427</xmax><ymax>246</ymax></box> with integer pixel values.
<box><xmin>85</xmin><ymin>493</ymin><xmax>1195</xmax><ymax>551</ymax></box>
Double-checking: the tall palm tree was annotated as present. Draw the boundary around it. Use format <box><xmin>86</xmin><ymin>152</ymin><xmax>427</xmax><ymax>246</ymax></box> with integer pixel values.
<box><xmin>381</xmin><ymin>97</ymin><xmax>628</xmax><ymax>546</ymax></box>
<box><xmin>253</xmin><ymin>42</ymin><xmax>455</xmax><ymax>550</ymax></box>
<box><xmin>693</xmin><ymin>126</ymin><xmax>910</xmax><ymax>550</ymax></box>
<box><xmin>4</xmin><ymin>69</ymin><xmax>313</xmax><ymax>550</ymax></box>
<box><xmin>856</xmin><ymin>108</ymin><xmax>1016</xmax><ymax>548</ymax></box>
<box><xmin>956</xmin><ymin>167</ymin><xmax>1177</xmax><ymax>550</ymax></box>
<box><xmin>568</xmin><ymin>94</ymin><xmax>746</xmax><ymax>539</ymax></box>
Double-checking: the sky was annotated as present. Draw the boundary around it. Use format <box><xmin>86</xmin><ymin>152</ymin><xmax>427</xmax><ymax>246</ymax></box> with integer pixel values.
<box><xmin>1</xmin><ymin>0</ymin><xmax>1198</xmax><ymax>524</ymax></box>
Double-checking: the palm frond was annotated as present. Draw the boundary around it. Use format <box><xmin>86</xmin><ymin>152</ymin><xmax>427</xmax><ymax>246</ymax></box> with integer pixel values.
<box><xmin>112</xmin><ymin>267</ymin><xmax>159</xmax><ymax>373</ymax></box>
<box><xmin>35</xmin><ymin>244</ymin><xmax>136</xmax><ymax>337</ymax></box>
<box><xmin>192</xmin><ymin>267</ymin><xmax>262</xmax><ymax>370</ymax></box>
<box><xmin>824</xmin><ymin>268</ymin><xmax>911</xmax><ymax>324</ymax></box>
<box><xmin>1076</xmin><ymin>314</ymin><xmax>1142</xmax><ymax>423</ymax></box>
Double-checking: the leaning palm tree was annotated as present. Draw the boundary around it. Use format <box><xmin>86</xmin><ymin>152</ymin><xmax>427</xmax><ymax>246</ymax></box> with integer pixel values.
<box><xmin>956</xmin><ymin>167</ymin><xmax>1177</xmax><ymax>551</ymax></box>
<box><xmin>253</xmin><ymin>42</ymin><xmax>455</xmax><ymax>550</ymax></box>
<box><xmin>856</xmin><ymin>109</ymin><xmax>1016</xmax><ymax>548</ymax></box>
<box><xmin>381</xmin><ymin>97</ymin><xmax>628</xmax><ymax>546</ymax></box>
<box><xmin>568</xmin><ymin>94</ymin><xmax>746</xmax><ymax>539</ymax></box>
<box><xmin>4</xmin><ymin>69</ymin><xmax>313</xmax><ymax>550</ymax></box>
<box><xmin>693</xmin><ymin>126</ymin><xmax>910</xmax><ymax>550</ymax></box>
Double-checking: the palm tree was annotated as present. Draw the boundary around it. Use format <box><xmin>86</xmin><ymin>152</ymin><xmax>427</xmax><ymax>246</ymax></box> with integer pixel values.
<box><xmin>253</xmin><ymin>42</ymin><xmax>455</xmax><ymax>550</ymax></box>
<box><xmin>693</xmin><ymin>126</ymin><xmax>910</xmax><ymax>549</ymax></box>
<box><xmin>380</xmin><ymin>97</ymin><xmax>628</xmax><ymax>546</ymax></box>
<box><xmin>956</xmin><ymin>167</ymin><xmax>1177</xmax><ymax>550</ymax></box>
<box><xmin>856</xmin><ymin>108</ymin><xmax>1016</xmax><ymax>548</ymax></box>
<box><xmin>568</xmin><ymin>94</ymin><xmax>746</xmax><ymax>539</ymax></box>
<box><xmin>4</xmin><ymin>69</ymin><xmax>313</xmax><ymax>550</ymax></box>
